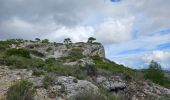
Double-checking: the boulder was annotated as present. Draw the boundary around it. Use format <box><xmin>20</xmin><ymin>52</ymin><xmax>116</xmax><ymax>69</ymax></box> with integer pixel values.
<box><xmin>55</xmin><ymin>76</ymin><xmax>99</xmax><ymax>98</ymax></box>
<box><xmin>96</xmin><ymin>76</ymin><xmax>126</xmax><ymax>92</ymax></box>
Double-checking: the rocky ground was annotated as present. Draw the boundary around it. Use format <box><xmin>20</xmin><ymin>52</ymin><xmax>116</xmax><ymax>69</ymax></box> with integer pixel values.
<box><xmin>0</xmin><ymin>39</ymin><xmax>170</xmax><ymax>100</ymax></box>
<box><xmin>0</xmin><ymin>65</ymin><xmax>170</xmax><ymax>100</ymax></box>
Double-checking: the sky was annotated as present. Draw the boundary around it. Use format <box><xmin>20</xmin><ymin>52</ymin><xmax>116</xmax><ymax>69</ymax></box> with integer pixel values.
<box><xmin>0</xmin><ymin>0</ymin><xmax>170</xmax><ymax>70</ymax></box>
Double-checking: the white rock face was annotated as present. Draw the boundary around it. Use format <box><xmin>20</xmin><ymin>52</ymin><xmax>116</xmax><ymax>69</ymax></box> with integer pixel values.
<box><xmin>96</xmin><ymin>76</ymin><xmax>126</xmax><ymax>91</ymax></box>
<box><xmin>55</xmin><ymin>76</ymin><xmax>99</xmax><ymax>98</ymax></box>
<box><xmin>24</xmin><ymin>42</ymin><xmax>105</xmax><ymax>59</ymax></box>
<box><xmin>0</xmin><ymin>66</ymin><xmax>33</xmax><ymax>99</ymax></box>
<box><xmin>83</xmin><ymin>43</ymin><xmax>105</xmax><ymax>58</ymax></box>
<box><xmin>125</xmin><ymin>81</ymin><xmax>170</xmax><ymax>100</ymax></box>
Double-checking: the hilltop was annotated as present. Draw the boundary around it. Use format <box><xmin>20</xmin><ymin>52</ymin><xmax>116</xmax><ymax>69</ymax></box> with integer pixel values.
<box><xmin>0</xmin><ymin>38</ymin><xmax>170</xmax><ymax>100</ymax></box>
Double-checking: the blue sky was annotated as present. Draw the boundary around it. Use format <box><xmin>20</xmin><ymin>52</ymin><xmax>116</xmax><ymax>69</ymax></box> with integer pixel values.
<box><xmin>0</xmin><ymin>0</ymin><xmax>170</xmax><ymax>70</ymax></box>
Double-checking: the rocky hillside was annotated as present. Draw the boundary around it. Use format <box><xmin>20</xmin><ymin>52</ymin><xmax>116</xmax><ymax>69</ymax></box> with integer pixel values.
<box><xmin>0</xmin><ymin>39</ymin><xmax>170</xmax><ymax>100</ymax></box>
<box><xmin>13</xmin><ymin>40</ymin><xmax>105</xmax><ymax>58</ymax></box>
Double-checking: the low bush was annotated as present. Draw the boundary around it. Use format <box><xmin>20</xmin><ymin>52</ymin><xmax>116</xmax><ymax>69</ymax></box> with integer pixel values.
<box><xmin>73</xmin><ymin>91</ymin><xmax>105</xmax><ymax>100</ymax></box>
<box><xmin>4</xmin><ymin>56</ymin><xmax>31</xmax><ymax>68</ymax></box>
<box><xmin>92</xmin><ymin>56</ymin><xmax>135</xmax><ymax>79</ymax></box>
<box><xmin>42</xmin><ymin>39</ymin><xmax>49</xmax><ymax>43</ymax></box>
<box><xmin>0</xmin><ymin>40</ymin><xmax>18</xmax><ymax>49</ymax></box>
<box><xmin>46</xmin><ymin>47</ymin><xmax>52</xmax><ymax>52</ymax></box>
<box><xmin>0</xmin><ymin>55</ymin><xmax>45</xmax><ymax>69</ymax></box>
<box><xmin>42</xmin><ymin>73</ymin><xmax>56</xmax><ymax>89</ymax></box>
<box><xmin>85</xmin><ymin>64</ymin><xmax>97</xmax><ymax>76</ymax></box>
<box><xmin>67</xmin><ymin>48</ymin><xmax>84</xmax><ymax>62</ymax></box>
<box><xmin>32</xmin><ymin>68</ymin><xmax>45</xmax><ymax>76</ymax></box>
<box><xmin>5</xmin><ymin>48</ymin><xmax>31</xmax><ymax>58</ymax></box>
<box><xmin>145</xmin><ymin>60</ymin><xmax>170</xmax><ymax>88</ymax></box>
<box><xmin>30</xmin><ymin>50</ymin><xmax>45</xmax><ymax>57</ymax></box>
<box><xmin>6</xmin><ymin>80</ymin><xmax>35</xmax><ymax>100</ymax></box>
<box><xmin>72</xmin><ymin>89</ymin><xmax>120</xmax><ymax>100</ymax></box>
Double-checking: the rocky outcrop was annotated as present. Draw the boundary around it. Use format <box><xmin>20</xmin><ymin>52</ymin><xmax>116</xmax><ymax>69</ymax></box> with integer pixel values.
<box><xmin>55</xmin><ymin>76</ymin><xmax>98</xmax><ymax>98</ymax></box>
<box><xmin>0</xmin><ymin>66</ymin><xmax>33</xmax><ymax>99</ymax></box>
<box><xmin>23</xmin><ymin>42</ymin><xmax>105</xmax><ymax>59</ymax></box>
<box><xmin>96</xmin><ymin>76</ymin><xmax>126</xmax><ymax>92</ymax></box>
<box><xmin>124</xmin><ymin>81</ymin><xmax>170</xmax><ymax>100</ymax></box>
<box><xmin>0</xmin><ymin>66</ymin><xmax>99</xmax><ymax>100</ymax></box>
<box><xmin>1</xmin><ymin>65</ymin><xmax>170</xmax><ymax>100</ymax></box>
<box><xmin>82</xmin><ymin>43</ymin><xmax>105</xmax><ymax>58</ymax></box>
<box><xmin>31</xmin><ymin>76</ymin><xmax>99</xmax><ymax>100</ymax></box>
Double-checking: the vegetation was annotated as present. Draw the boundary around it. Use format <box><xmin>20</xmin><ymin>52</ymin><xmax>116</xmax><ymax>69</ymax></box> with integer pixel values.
<box><xmin>86</xmin><ymin>64</ymin><xmax>97</xmax><ymax>76</ymax></box>
<box><xmin>67</xmin><ymin>48</ymin><xmax>84</xmax><ymax>61</ymax></box>
<box><xmin>92</xmin><ymin>56</ymin><xmax>136</xmax><ymax>80</ymax></box>
<box><xmin>0</xmin><ymin>40</ymin><xmax>18</xmax><ymax>50</ymax></box>
<box><xmin>42</xmin><ymin>39</ymin><xmax>49</xmax><ymax>43</ymax></box>
<box><xmin>30</xmin><ymin>50</ymin><xmax>45</xmax><ymax>57</ymax></box>
<box><xmin>43</xmin><ymin>73</ymin><xmax>56</xmax><ymax>89</ymax></box>
<box><xmin>6</xmin><ymin>80</ymin><xmax>35</xmax><ymax>100</ymax></box>
<box><xmin>5</xmin><ymin>48</ymin><xmax>31</xmax><ymax>58</ymax></box>
<box><xmin>35</xmin><ymin>38</ymin><xmax>40</xmax><ymax>41</ymax></box>
<box><xmin>32</xmin><ymin>68</ymin><xmax>45</xmax><ymax>76</ymax></box>
<box><xmin>46</xmin><ymin>47</ymin><xmax>52</xmax><ymax>52</ymax></box>
<box><xmin>87</xmin><ymin>37</ymin><xmax>96</xmax><ymax>43</ymax></box>
<box><xmin>64</xmin><ymin>38</ymin><xmax>72</xmax><ymax>45</ymax></box>
<box><xmin>145</xmin><ymin>60</ymin><xmax>170</xmax><ymax>88</ymax></box>
<box><xmin>73</xmin><ymin>92</ymin><xmax>105</xmax><ymax>100</ymax></box>
<box><xmin>0</xmin><ymin>38</ymin><xmax>170</xmax><ymax>96</ymax></box>
<box><xmin>73</xmin><ymin>89</ymin><xmax>120</xmax><ymax>100</ymax></box>
<box><xmin>59</xmin><ymin>48</ymin><xmax>84</xmax><ymax>62</ymax></box>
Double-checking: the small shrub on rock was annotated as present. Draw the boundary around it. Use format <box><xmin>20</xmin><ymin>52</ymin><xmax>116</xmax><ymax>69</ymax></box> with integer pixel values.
<box><xmin>5</xmin><ymin>48</ymin><xmax>31</xmax><ymax>58</ymax></box>
<box><xmin>30</xmin><ymin>50</ymin><xmax>45</xmax><ymax>57</ymax></box>
<box><xmin>73</xmin><ymin>91</ymin><xmax>105</xmax><ymax>100</ymax></box>
<box><xmin>6</xmin><ymin>80</ymin><xmax>35</xmax><ymax>100</ymax></box>
<box><xmin>42</xmin><ymin>73</ymin><xmax>56</xmax><ymax>89</ymax></box>
<box><xmin>46</xmin><ymin>47</ymin><xmax>52</xmax><ymax>52</ymax></box>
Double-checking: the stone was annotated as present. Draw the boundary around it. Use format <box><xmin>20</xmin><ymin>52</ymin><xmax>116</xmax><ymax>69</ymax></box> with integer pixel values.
<box><xmin>96</xmin><ymin>76</ymin><xmax>126</xmax><ymax>92</ymax></box>
<box><xmin>23</xmin><ymin>42</ymin><xmax>105</xmax><ymax>59</ymax></box>
<box><xmin>55</xmin><ymin>76</ymin><xmax>99</xmax><ymax>98</ymax></box>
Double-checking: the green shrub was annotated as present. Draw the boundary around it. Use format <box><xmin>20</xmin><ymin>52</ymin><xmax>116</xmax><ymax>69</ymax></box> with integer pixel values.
<box><xmin>92</xmin><ymin>56</ymin><xmax>136</xmax><ymax>80</ymax></box>
<box><xmin>67</xmin><ymin>48</ymin><xmax>84</xmax><ymax>62</ymax></box>
<box><xmin>85</xmin><ymin>64</ymin><xmax>97</xmax><ymax>76</ymax></box>
<box><xmin>31</xmin><ymin>58</ymin><xmax>45</xmax><ymax>68</ymax></box>
<box><xmin>55</xmin><ymin>48</ymin><xmax>84</xmax><ymax>62</ymax></box>
<box><xmin>30</xmin><ymin>50</ymin><xmax>45</xmax><ymax>57</ymax></box>
<box><xmin>42</xmin><ymin>39</ymin><xmax>49</xmax><ymax>43</ymax></box>
<box><xmin>73</xmin><ymin>91</ymin><xmax>105</xmax><ymax>100</ymax></box>
<box><xmin>71</xmin><ymin>90</ymin><xmax>121</xmax><ymax>100</ymax></box>
<box><xmin>73</xmin><ymin>78</ymin><xmax>78</xmax><ymax>83</ymax></box>
<box><xmin>32</xmin><ymin>68</ymin><xmax>45</xmax><ymax>76</ymax></box>
<box><xmin>45</xmin><ymin>58</ymin><xmax>56</xmax><ymax>64</ymax></box>
<box><xmin>6</xmin><ymin>80</ymin><xmax>35</xmax><ymax>100</ymax></box>
<box><xmin>0</xmin><ymin>40</ymin><xmax>18</xmax><ymax>49</ymax></box>
<box><xmin>5</xmin><ymin>48</ymin><xmax>31</xmax><ymax>58</ymax></box>
<box><xmin>1</xmin><ymin>55</ymin><xmax>45</xmax><ymax>69</ymax></box>
<box><xmin>46</xmin><ymin>47</ymin><xmax>52</xmax><ymax>52</ymax></box>
<box><xmin>0</xmin><ymin>45</ymin><xmax>6</xmax><ymax>51</ymax></box>
<box><xmin>71</xmin><ymin>66</ymin><xmax>87</xmax><ymax>80</ymax></box>
<box><xmin>4</xmin><ymin>56</ymin><xmax>31</xmax><ymax>68</ymax></box>
<box><xmin>145</xmin><ymin>60</ymin><xmax>170</xmax><ymax>88</ymax></box>
<box><xmin>42</xmin><ymin>73</ymin><xmax>56</xmax><ymax>89</ymax></box>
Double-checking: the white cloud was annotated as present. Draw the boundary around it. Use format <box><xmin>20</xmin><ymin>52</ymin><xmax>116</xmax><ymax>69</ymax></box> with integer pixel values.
<box><xmin>45</xmin><ymin>26</ymin><xmax>94</xmax><ymax>43</ymax></box>
<box><xmin>94</xmin><ymin>16</ymin><xmax>134</xmax><ymax>44</ymax></box>
<box><xmin>106</xmin><ymin>33</ymin><xmax>170</xmax><ymax>57</ymax></box>
<box><xmin>0</xmin><ymin>0</ymin><xmax>170</xmax><ymax>70</ymax></box>
<box><xmin>142</xmin><ymin>51</ymin><xmax>170</xmax><ymax>69</ymax></box>
<box><xmin>111</xmin><ymin>50</ymin><xmax>170</xmax><ymax>70</ymax></box>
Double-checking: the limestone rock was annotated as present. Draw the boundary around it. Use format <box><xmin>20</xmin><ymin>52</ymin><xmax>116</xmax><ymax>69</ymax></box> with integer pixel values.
<box><xmin>55</xmin><ymin>76</ymin><xmax>99</xmax><ymax>98</ymax></box>
<box><xmin>96</xmin><ymin>76</ymin><xmax>126</xmax><ymax>91</ymax></box>
<box><xmin>23</xmin><ymin>42</ymin><xmax>105</xmax><ymax>59</ymax></box>
<box><xmin>124</xmin><ymin>81</ymin><xmax>170</xmax><ymax>100</ymax></box>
